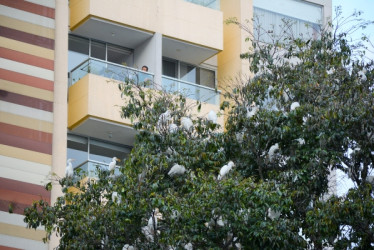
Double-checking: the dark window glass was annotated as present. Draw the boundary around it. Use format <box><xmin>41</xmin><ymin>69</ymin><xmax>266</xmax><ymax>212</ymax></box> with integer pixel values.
<box><xmin>198</xmin><ymin>68</ymin><xmax>215</xmax><ymax>88</ymax></box>
<box><xmin>162</xmin><ymin>59</ymin><xmax>177</xmax><ymax>78</ymax></box>
<box><xmin>68</xmin><ymin>35</ymin><xmax>89</xmax><ymax>71</ymax></box>
<box><xmin>69</xmin><ymin>35</ymin><xmax>89</xmax><ymax>54</ymax></box>
<box><xmin>107</xmin><ymin>45</ymin><xmax>133</xmax><ymax>65</ymax></box>
<box><xmin>91</xmin><ymin>41</ymin><xmax>106</xmax><ymax>60</ymax></box>
<box><xmin>67</xmin><ymin>135</ymin><xmax>88</xmax><ymax>168</ymax></box>
<box><xmin>89</xmin><ymin>139</ymin><xmax>129</xmax><ymax>164</ymax></box>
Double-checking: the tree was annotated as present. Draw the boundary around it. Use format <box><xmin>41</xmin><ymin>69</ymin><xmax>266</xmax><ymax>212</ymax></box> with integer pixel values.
<box><xmin>24</xmin><ymin>10</ymin><xmax>373</xmax><ymax>249</ymax></box>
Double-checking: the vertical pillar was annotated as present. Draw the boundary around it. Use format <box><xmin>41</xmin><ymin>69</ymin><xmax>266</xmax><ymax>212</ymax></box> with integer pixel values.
<box><xmin>218</xmin><ymin>0</ymin><xmax>252</xmax><ymax>87</ymax></box>
<box><xmin>153</xmin><ymin>32</ymin><xmax>163</xmax><ymax>89</ymax></box>
<box><xmin>50</xmin><ymin>0</ymin><xmax>69</xmax><ymax>249</ymax></box>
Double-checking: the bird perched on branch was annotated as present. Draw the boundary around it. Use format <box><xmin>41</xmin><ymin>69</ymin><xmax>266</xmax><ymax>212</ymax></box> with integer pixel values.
<box><xmin>218</xmin><ymin>161</ymin><xmax>235</xmax><ymax>180</ymax></box>
<box><xmin>66</xmin><ymin>158</ymin><xmax>75</xmax><ymax>177</ymax></box>
<box><xmin>268</xmin><ymin>143</ymin><xmax>279</xmax><ymax>162</ymax></box>
<box><xmin>290</xmin><ymin>102</ymin><xmax>300</xmax><ymax>111</ymax></box>
<box><xmin>157</xmin><ymin>110</ymin><xmax>171</xmax><ymax>131</ymax></box>
<box><xmin>181</xmin><ymin>117</ymin><xmax>193</xmax><ymax>131</ymax></box>
<box><xmin>108</xmin><ymin>157</ymin><xmax>120</xmax><ymax>173</ymax></box>
<box><xmin>207</xmin><ymin>110</ymin><xmax>217</xmax><ymax>124</ymax></box>
<box><xmin>168</xmin><ymin>164</ymin><xmax>186</xmax><ymax>177</ymax></box>
<box><xmin>169</xmin><ymin>123</ymin><xmax>178</xmax><ymax>133</ymax></box>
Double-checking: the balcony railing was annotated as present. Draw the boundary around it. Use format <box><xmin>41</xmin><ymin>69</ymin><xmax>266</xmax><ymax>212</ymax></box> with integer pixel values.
<box><xmin>69</xmin><ymin>58</ymin><xmax>154</xmax><ymax>87</ymax></box>
<box><xmin>69</xmin><ymin>58</ymin><xmax>220</xmax><ymax>105</ymax></box>
<box><xmin>162</xmin><ymin>76</ymin><xmax>220</xmax><ymax>105</ymax></box>
<box><xmin>184</xmin><ymin>0</ymin><xmax>220</xmax><ymax>10</ymax></box>
<box><xmin>74</xmin><ymin>160</ymin><xmax>121</xmax><ymax>179</ymax></box>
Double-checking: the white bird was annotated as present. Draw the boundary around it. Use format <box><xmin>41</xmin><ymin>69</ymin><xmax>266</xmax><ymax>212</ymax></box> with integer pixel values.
<box><xmin>66</xmin><ymin>158</ymin><xmax>74</xmax><ymax>177</ymax></box>
<box><xmin>168</xmin><ymin>164</ymin><xmax>186</xmax><ymax>177</ymax></box>
<box><xmin>218</xmin><ymin>161</ymin><xmax>235</xmax><ymax>180</ymax></box>
<box><xmin>122</xmin><ymin>244</ymin><xmax>135</xmax><ymax>250</ymax></box>
<box><xmin>184</xmin><ymin>243</ymin><xmax>193</xmax><ymax>250</ymax></box>
<box><xmin>216</xmin><ymin>216</ymin><xmax>225</xmax><ymax>227</ymax></box>
<box><xmin>358</xmin><ymin>70</ymin><xmax>367</xmax><ymax>82</ymax></box>
<box><xmin>157</xmin><ymin>110</ymin><xmax>171</xmax><ymax>130</ymax></box>
<box><xmin>295</xmin><ymin>138</ymin><xmax>305</xmax><ymax>145</ymax></box>
<box><xmin>112</xmin><ymin>192</ymin><xmax>121</xmax><ymax>204</ymax></box>
<box><xmin>108</xmin><ymin>157</ymin><xmax>120</xmax><ymax>172</ymax></box>
<box><xmin>268</xmin><ymin>143</ymin><xmax>279</xmax><ymax>162</ymax></box>
<box><xmin>246</xmin><ymin>106</ymin><xmax>259</xmax><ymax>118</ymax></box>
<box><xmin>282</xmin><ymin>88</ymin><xmax>291</xmax><ymax>102</ymax></box>
<box><xmin>169</xmin><ymin>123</ymin><xmax>178</xmax><ymax>133</ymax></box>
<box><xmin>207</xmin><ymin>110</ymin><xmax>217</xmax><ymax>124</ymax></box>
<box><xmin>267</xmin><ymin>208</ymin><xmax>281</xmax><ymax>220</ymax></box>
<box><xmin>236</xmin><ymin>132</ymin><xmax>244</xmax><ymax>143</ymax></box>
<box><xmin>290</xmin><ymin>102</ymin><xmax>300</xmax><ymax>111</ymax></box>
<box><xmin>181</xmin><ymin>117</ymin><xmax>193</xmax><ymax>131</ymax></box>
<box><xmin>141</xmin><ymin>225</ymin><xmax>154</xmax><ymax>242</ymax></box>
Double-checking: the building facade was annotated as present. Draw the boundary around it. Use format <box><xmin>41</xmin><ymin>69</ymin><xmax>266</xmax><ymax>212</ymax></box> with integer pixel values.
<box><xmin>0</xmin><ymin>0</ymin><xmax>331</xmax><ymax>249</ymax></box>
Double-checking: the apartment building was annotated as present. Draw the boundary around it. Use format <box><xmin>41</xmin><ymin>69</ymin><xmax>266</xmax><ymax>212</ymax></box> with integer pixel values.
<box><xmin>0</xmin><ymin>0</ymin><xmax>331</xmax><ymax>249</ymax></box>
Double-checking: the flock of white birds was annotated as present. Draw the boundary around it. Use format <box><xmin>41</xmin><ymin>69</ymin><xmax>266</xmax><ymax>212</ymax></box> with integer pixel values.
<box><xmin>66</xmin><ymin>104</ymin><xmax>346</xmax><ymax>248</ymax></box>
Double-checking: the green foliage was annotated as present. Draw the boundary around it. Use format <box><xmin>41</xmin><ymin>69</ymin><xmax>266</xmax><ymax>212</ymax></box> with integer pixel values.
<box><xmin>23</xmin><ymin>11</ymin><xmax>374</xmax><ymax>249</ymax></box>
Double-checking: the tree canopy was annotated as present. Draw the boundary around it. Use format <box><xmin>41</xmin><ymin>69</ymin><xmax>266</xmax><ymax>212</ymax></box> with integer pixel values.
<box><xmin>24</xmin><ymin>11</ymin><xmax>374</xmax><ymax>250</ymax></box>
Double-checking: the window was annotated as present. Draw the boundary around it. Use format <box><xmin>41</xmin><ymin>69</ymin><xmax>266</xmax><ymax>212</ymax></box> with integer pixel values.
<box><xmin>68</xmin><ymin>35</ymin><xmax>134</xmax><ymax>71</ymax></box>
<box><xmin>162</xmin><ymin>58</ymin><xmax>177</xmax><ymax>78</ymax></box>
<box><xmin>107</xmin><ymin>44</ymin><xmax>133</xmax><ymax>65</ymax></box>
<box><xmin>91</xmin><ymin>41</ymin><xmax>106</xmax><ymax>60</ymax></box>
<box><xmin>163</xmin><ymin>58</ymin><xmax>216</xmax><ymax>89</ymax></box>
<box><xmin>68</xmin><ymin>35</ymin><xmax>89</xmax><ymax>71</ymax></box>
<box><xmin>67</xmin><ymin>134</ymin><xmax>131</xmax><ymax>174</ymax></box>
<box><xmin>253</xmin><ymin>0</ymin><xmax>322</xmax><ymax>43</ymax></box>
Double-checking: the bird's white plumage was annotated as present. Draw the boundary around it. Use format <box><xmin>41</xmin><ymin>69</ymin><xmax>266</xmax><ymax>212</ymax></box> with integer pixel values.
<box><xmin>122</xmin><ymin>244</ymin><xmax>135</xmax><ymax>250</ymax></box>
<box><xmin>218</xmin><ymin>161</ymin><xmax>235</xmax><ymax>180</ymax></box>
<box><xmin>268</xmin><ymin>143</ymin><xmax>279</xmax><ymax>162</ymax></box>
<box><xmin>108</xmin><ymin>157</ymin><xmax>119</xmax><ymax>172</ymax></box>
<box><xmin>184</xmin><ymin>243</ymin><xmax>193</xmax><ymax>250</ymax></box>
<box><xmin>207</xmin><ymin>110</ymin><xmax>217</xmax><ymax>124</ymax></box>
<box><xmin>295</xmin><ymin>138</ymin><xmax>305</xmax><ymax>145</ymax></box>
<box><xmin>267</xmin><ymin>208</ymin><xmax>281</xmax><ymax>220</ymax></box>
<box><xmin>112</xmin><ymin>191</ymin><xmax>121</xmax><ymax>204</ymax></box>
<box><xmin>246</xmin><ymin>106</ymin><xmax>259</xmax><ymax>118</ymax></box>
<box><xmin>358</xmin><ymin>70</ymin><xmax>367</xmax><ymax>82</ymax></box>
<box><xmin>181</xmin><ymin>117</ymin><xmax>193</xmax><ymax>131</ymax></box>
<box><xmin>66</xmin><ymin>158</ymin><xmax>74</xmax><ymax>177</ymax></box>
<box><xmin>236</xmin><ymin>132</ymin><xmax>244</xmax><ymax>143</ymax></box>
<box><xmin>157</xmin><ymin>110</ymin><xmax>171</xmax><ymax>130</ymax></box>
<box><xmin>290</xmin><ymin>102</ymin><xmax>300</xmax><ymax>111</ymax></box>
<box><xmin>169</xmin><ymin>123</ymin><xmax>178</xmax><ymax>133</ymax></box>
<box><xmin>168</xmin><ymin>164</ymin><xmax>186</xmax><ymax>177</ymax></box>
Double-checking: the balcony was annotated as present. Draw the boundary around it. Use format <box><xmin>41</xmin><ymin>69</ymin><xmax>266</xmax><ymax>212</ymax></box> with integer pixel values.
<box><xmin>162</xmin><ymin>76</ymin><xmax>220</xmax><ymax>105</ymax></box>
<box><xmin>69</xmin><ymin>58</ymin><xmax>154</xmax><ymax>87</ymax></box>
<box><xmin>70</xmin><ymin>58</ymin><xmax>220</xmax><ymax>105</ymax></box>
<box><xmin>68</xmin><ymin>59</ymin><xmax>222</xmax><ymax>146</ymax></box>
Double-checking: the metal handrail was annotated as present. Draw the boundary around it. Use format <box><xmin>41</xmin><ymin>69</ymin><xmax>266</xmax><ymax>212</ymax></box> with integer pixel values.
<box><xmin>162</xmin><ymin>75</ymin><xmax>221</xmax><ymax>93</ymax></box>
<box><xmin>70</xmin><ymin>57</ymin><xmax>155</xmax><ymax>77</ymax></box>
<box><xmin>73</xmin><ymin>159</ymin><xmax>108</xmax><ymax>171</ymax></box>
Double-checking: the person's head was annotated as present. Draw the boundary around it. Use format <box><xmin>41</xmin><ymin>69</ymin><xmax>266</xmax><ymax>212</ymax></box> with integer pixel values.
<box><xmin>141</xmin><ymin>65</ymin><xmax>148</xmax><ymax>72</ymax></box>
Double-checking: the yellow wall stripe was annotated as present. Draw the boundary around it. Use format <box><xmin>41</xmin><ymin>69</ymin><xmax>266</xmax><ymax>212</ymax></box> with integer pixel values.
<box><xmin>0</xmin><ymin>144</ymin><xmax>52</xmax><ymax>166</ymax></box>
<box><xmin>0</xmin><ymin>111</ymin><xmax>53</xmax><ymax>134</ymax></box>
<box><xmin>0</xmin><ymin>15</ymin><xmax>55</xmax><ymax>40</ymax></box>
<box><xmin>0</xmin><ymin>80</ymin><xmax>54</xmax><ymax>102</ymax></box>
<box><xmin>0</xmin><ymin>223</ymin><xmax>45</xmax><ymax>242</ymax></box>
<box><xmin>0</xmin><ymin>37</ymin><xmax>54</xmax><ymax>61</ymax></box>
